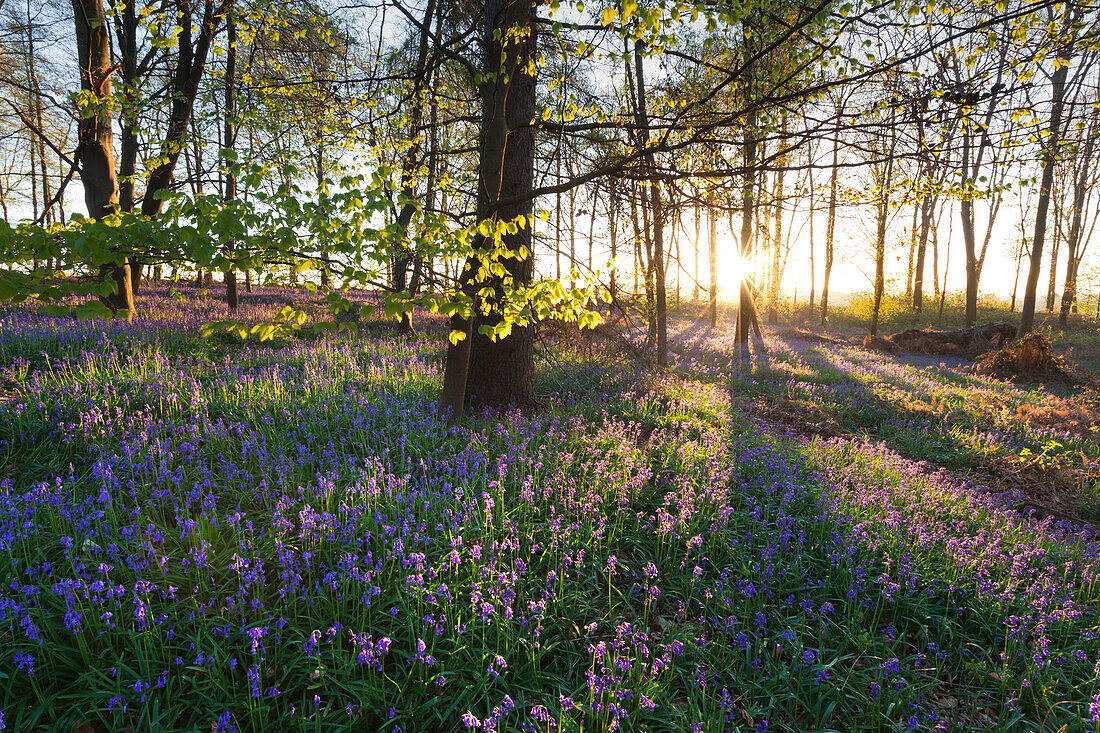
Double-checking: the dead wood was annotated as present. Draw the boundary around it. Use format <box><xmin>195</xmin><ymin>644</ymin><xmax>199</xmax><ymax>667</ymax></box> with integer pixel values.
<box><xmin>886</xmin><ymin>321</ymin><xmax>1017</xmax><ymax>356</ymax></box>
<box><xmin>973</xmin><ymin>333</ymin><xmax>1077</xmax><ymax>382</ymax></box>
<box><xmin>863</xmin><ymin>335</ymin><xmax>901</xmax><ymax>354</ymax></box>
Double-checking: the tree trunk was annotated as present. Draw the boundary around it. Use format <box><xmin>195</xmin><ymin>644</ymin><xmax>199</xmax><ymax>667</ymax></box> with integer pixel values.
<box><xmin>870</xmin><ymin>113</ymin><xmax>898</xmax><ymax>336</ymax></box>
<box><xmin>808</xmin><ymin>164</ymin><xmax>816</xmax><ymax>317</ymax></box>
<box><xmin>1059</xmin><ymin>126</ymin><xmax>1096</xmax><ymax>328</ymax></box>
<box><xmin>440</xmin><ymin>0</ymin><xmax>537</xmax><ymax>416</ymax></box>
<box><xmin>117</xmin><ymin>0</ymin><xmax>138</xmax><ymax>217</ymax></box>
<box><xmin>737</xmin><ymin>110</ymin><xmax>762</xmax><ymax>349</ymax></box>
<box><xmin>224</xmin><ymin>8</ymin><xmax>238</xmax><ymax>312</ymax></box>
<box><xmin>768</xmin><ymin>119</ymin><xmax>787</xmax><ymax>325</ymax></box>
<box><xmin>608</xmin><ymin>179</ymin><xmax>618</xmax><ymax>300</ymax></box>
<box><xmin>72</xmin><ymin>0</ymin><xmax>132</xmax><ymax>319</ymax></box>
<box><xmin>1046</xmin><ymin>235</ymin><xmax>1060</xmax><ymax>312</ymax></box>
<box><xmin>136</xmin><ymin>0</ymin><xmax>225</xmax><ymax>295</ymax></box>
<box><xmin>913</xmin><ymin>195</ymin><xmax>931</xmax><ymax>314</ymax></box>
<box><xmin>708</xmin><ymin>191</ymin><xmax>718</xmax><ymax>328</ymax></box>
<box><xmin>960</xmin><ymin>126</ymin><xmax>978</xmax><ymax>327</ymax></box>
<box><xmin>1021</xmin><ymin>50</ymin><xmax>1071</xmax><ymax>335</ymax></box>
<box><xmin>820</xmin><ymin>124</ymin><xmax>839</xmax><ymax>327</ymax></box>
<box><xmin>693</xmin><ymin>200</ymin><xmax>700</xmax><ymax>302</ymax></box>
<box><xmin>871</xmin><ymin>197</ymin><xmax>888</xmax><ymax>336</ymax></box>
<box><xmin>393</xmin><ymin>0</ymin><xmax>438</xmax><ymax>337</ymax></box>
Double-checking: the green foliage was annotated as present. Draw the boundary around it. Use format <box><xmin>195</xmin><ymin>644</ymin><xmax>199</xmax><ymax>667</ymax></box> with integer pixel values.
<box><xmin>0</xmin><ymin>161</ymin><xmax>608</xmax><ymax>343</ymax></box>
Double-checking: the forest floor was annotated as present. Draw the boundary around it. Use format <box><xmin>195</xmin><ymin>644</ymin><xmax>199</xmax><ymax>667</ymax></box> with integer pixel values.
<box><xmin>1</xmin><ymin>285</ymin><xmax>1100</xmax><ymax>732</ymax></box>
<box><xmin>655</xmin><ymin>308</ymin><xmax>1100</xmax><ymax>529</ymax></box>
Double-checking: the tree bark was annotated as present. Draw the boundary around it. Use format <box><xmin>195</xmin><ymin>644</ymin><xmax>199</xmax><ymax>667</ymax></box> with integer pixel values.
<box><xmin>1046</xmin><ymin>235</ymin><xmax>1060</xmax><ymax>312</ymax></box>
<box><xmin>960</xmin><ymin>125</ymin><xmax>978</xmax><ymax>327</ymax></box>
<box><xmin>440</xmin><ymin>0</ymin><xmax>537</xmax><ymax>416</ymax></box>
<box><xmin>72</xmin><ymin>0</ymin><xmax>133</xmax><ymax>319</ymax></box>
<box><xmin>393</xmin><ymin>0</ymin><xmax>438</xmax><ymax>337</ymax></box>
<box><xmin>136</xmin><ymin>0</ymin><xmax>226</xmax><ymax>294</ymax></box>
<box><xmin>633</xmin><ymin>39</ymin><xmax>667</xmax><ymax>367</ymax></box>
<box><xmin>820</xmin><ymin>116</ymin><xmax>839</xmax><ymax>327</ymax></box>
<box><xmin>870</xmin><ymin>109</ymin><xmax>898</xmax><ymax>337</ymax></box>
<box><xmin>708</xmin><ymin>191</ymin><xmax>718</xmax><ymax>328</ymax></box>
<box><xmin>768</xmin><ymin>118</ymin><xmax>787</xmax><ymax>325</ymax></box>
<box><xmin>1059</xmin><ymin>125</ymin><xmax>1096</xmax><ymax>327</ymax></box>
<box><xmin>116</xmin><ymin>0</ymin><xmax>138</xmax><ymax>216</ymax></box>
<box><xmin>1021</xmin><ymin>45</ymin><xmax>1071</xmax><ymax>335</ymax></box>
<box><xmin>737</xmin><ymin>108</ymin><xmax>762</xmax><ymax>349</ymax></box>
<box><xmin>913</xmin><ymin>195</ymin><xmax>931</xmax><ymax>314</ymax></box>
<box><xmin>224</xmin><ymin>7</ymin><xmax>238</xmax><ymax>312</ymax></box>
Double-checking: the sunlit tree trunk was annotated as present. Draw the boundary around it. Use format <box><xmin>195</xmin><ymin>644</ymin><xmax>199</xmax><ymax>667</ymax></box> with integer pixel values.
<box><xmin>693</xmin><ymin>200</ymin><xmax>700</xmax><ymax>302</ymax></box>
<box><xmin>1059</xmin><ymin>129</ymin><xmax>1096</xmax><ymax>328</ymax></box>
<box><xmin>72</xmin><ymin>0</ymin><xmax>133</xmax><ymax>319</ymax></box>
<box><xmin>629</xmin><ymin>40</ymin><xmax>665</xmax><ymax>363</ymax></box>
<box><xmin>737</xmin><ymin>109</ymin><xmax>762</xmax><ymax>349</ymax></box>
<box><xmin>870</xmin><ymin>108</ymin><xmax>898</xmax><ymax>336</ymax></box>
<box><xmin>708</xmin><ymin>191</ymin><xmax>718</xmax><ymax>328</ymax></box>
<box><xmin>1046</xmin><ymin>235</ymin><xmax>1060</xmax><ymax>312</ymax></box>
<box><xmin>440</xmin><ymin>0</ymin><xmax>537</xmax><ymax>416</ymax></box>
<box><xmin>820</xmin><ymin>124</ymin><xmax>839</xmax><ymax>327</ymax></box>
<box><xmin>1021</xmin><ymin>44</ymin><xmax>1071</xmax><ymax>335</ymax></box>
<box><xmin>768</xmin><ymin>118</ymin><xmax>787</xmax><ymax>325</ymax></box>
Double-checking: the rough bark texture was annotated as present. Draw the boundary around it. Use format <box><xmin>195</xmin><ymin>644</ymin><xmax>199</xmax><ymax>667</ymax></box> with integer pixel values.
<box><xmin>440</xmin><ymin>0</ymin><xmax>537</xmax><ymax>416</ymax></box>
<box><xmin>72</xmin><ymin>0</ymin><xmax>133</xmax><ymax>319</ymax></box>
<box><xmin>116</xmin><ymin>0</ymin><xmax>138</xmax><ymax>209</ymax></box>
<box><xmin>888</xmin><ymin>322</ymin><xmax>1017</xmax><ymax>353</ymax></box>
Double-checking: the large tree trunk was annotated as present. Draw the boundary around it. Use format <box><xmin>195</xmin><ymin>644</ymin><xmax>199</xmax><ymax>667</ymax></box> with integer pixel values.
<box><xmin>72</xmin><ymin>0</ymin><xmax>133</xmax><ymax>319</ymax></box>
<box><xmin>1021</xmin><ymin>48</ymin><xmax>1071</xmax><ymax>335</ymax></box>
<box><xmin>440</xmin><ymin>0</ymin><xmax>537</xmax><ymax>416</ymax></box>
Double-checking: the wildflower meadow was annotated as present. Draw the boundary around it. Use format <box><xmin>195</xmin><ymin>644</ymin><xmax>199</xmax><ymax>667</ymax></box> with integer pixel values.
<box><xmin>1</xmin><ymin>288</ymin><xmax>1099</xmax><ymax>732</ymax></box>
